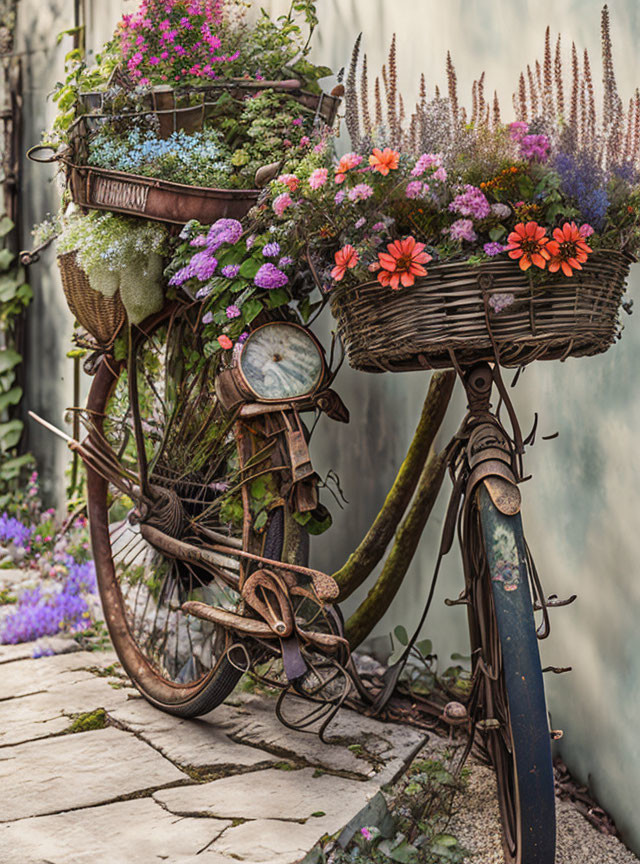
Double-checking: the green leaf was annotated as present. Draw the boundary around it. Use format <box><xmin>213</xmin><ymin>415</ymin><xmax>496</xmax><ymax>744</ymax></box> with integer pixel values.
<box><xmin>0</xmin><ymin>453</ymin><xmax>33</xmax><ymax>481</ymax></box>
<box><xmin>242</xmin><ymin>298</ymin><xmax>263</xmax><ymax>324</ymax></box>
<box><xmin>0</xmin><ymin>216</ymin><xmax>14</xmax><ymax>237</ymax></box>
<box><xmin>489</xmin><ymin>225</ymin><xmax>506</xmax><ymax>241</ymax></box>
<box><xmin>0</xmin><ymin>249</ymin><xmax>15</xmax><ymax>271</ymax></box>
<box><xmin>394</xmin><ymin>625</ymin><xmax>408</xmax><ymax>646</ymax></box>
<box><xmin>0</xmin><ymin>419</ymin><xmax>23</xmax><ymax>452</ymax></box>
<box><xmin>253</xmin><ymin>510</ymin><xmax>268</xmax><ymax>531</ymax></box>
<box><xmin>292</xmin><ymin>511</ymin><xmax>312</xmax><ymax>525</ymax></box>
<box><xmin>451</xmin><ymin>652</ymin><xmax>471</xmax><ymax>661</ymax></box>
<box><xmin>387</xmin><ymin>840</ymin><xmax>419</xmax><ymax>863</ymax></box>
<box><xmin>267</xmin><ymin>288</ymin><xmax>289</xmax><ymax>309</ymax></box>
<box><xmin>0</xmin><ymin>387</ymin><xmax>22</xmax><ymax>412</ymax></box>
<box><xmin>250</xmin><ymin>477</ymin><xmax>267</xmax><ymax>500</ymax></box>
<box><xmin>416</xmin><ymin>638</ymin><xmax>432</xmax><ymax>657</ymax></box>
<box><xmin>0</xmin><ymin>349</ymin><xmax>22</xmax><ymax>374</ymax></box>
<box><xmin>239</xmin><ymin>258</ymin><xmax>260</xmax><ymax>280</ymax></box>
<box><xmin>0</xmin><ymin>273</ymin><xmax>21</xmax><ymax>302</ymax></box>
<box><xmin>298</xmin><ymin>296</ymin><xmax>311</xmax><ymax>323</ymax></box>
<box><xmin>432</xmin><ymin>834</ymin><xmax>459</xmax><ymax>848</ymax></box>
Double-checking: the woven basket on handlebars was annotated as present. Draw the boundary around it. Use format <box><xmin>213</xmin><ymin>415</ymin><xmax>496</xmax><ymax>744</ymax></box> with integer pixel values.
<box><xmin>57</xmin><ymin>252</ymin><xmax>126</xmax><ymax>347</ymax></box>
<box><xmin>330</xmin><ymin>251</ymin><xmax>634</xmax><ymax>372</ymax></box>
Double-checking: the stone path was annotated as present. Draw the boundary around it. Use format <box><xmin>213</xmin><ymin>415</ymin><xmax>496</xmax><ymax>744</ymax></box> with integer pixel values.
<box><xmin>1</xmin><ymin>633</ymin><xmax>639</xmax><ymax>863</ymax></box>
<box><xmin>0</xmin><ymin>640</ymin><xmax>427</xmax><ymax>864</ymax></box>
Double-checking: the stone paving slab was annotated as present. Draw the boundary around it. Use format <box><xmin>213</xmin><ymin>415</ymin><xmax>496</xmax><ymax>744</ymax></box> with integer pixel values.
<box><xmin>0</xmin><ymin>650</ymin><xmax>120</xmax><ymax>701</ymax></box>
<box><xmin>0</xmin><ymin>676</ymin><xmax>133</xmax><ymax>748</ymax></box>
<box><xmin>108</xmin><ymin>697</ymin><xmax>283</xmax><ymax>773</ymax></box>
<box><xmin>215</xmin><ymin>693</ymin><xmax>426</xmax><ymax>783</ymax></box>
<box><xmin>0</xmin><ymin>798</ymin><xmax>232</xmax><ymax>864</ymax></box>
<box><xmin>0</xmin><ymin>726</ymin><xmax>188</xmax><ymax>822</ymax></box>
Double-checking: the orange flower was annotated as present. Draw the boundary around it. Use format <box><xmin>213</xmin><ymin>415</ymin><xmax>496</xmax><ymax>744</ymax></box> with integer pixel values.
<box><xmin>504</xmin><ymin>221</ymin><xmax>551</xmax><ymax>271</ymax></box>
<box><xmin>545</xmin><ymin>221</ymin><xmax>592</xmax><ymax>276</ymax></box>
<box><xmin>331</xmin><ymin>244</ymin><xmax>359</xmax><ymax>281</ymax></box>
<box><xmin>369</xmin><ymin>147</ymin><xmax>400</xmax><ymax>176</ymax></box>
<box><xmin>218</xmin><ymin>335</ymin><xmax>233</xmax><ymax>350</ymax></box>
<box><xmin>376</xmin><ymin>236</ymin><xmax>432</xmax><ymax>290</ymax></box>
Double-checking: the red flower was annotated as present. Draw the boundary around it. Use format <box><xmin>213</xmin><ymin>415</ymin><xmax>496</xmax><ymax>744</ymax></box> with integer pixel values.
<box><xmin>218</xmin><ymin>335</ymin><xmax>233</xmax><ymax>350</ymax></box>
<box><xmin>545</xmin><ymin>221</ymin><xmax>592</xmax><ymax>276</ymax></box>
<box><xmin>376</xmin><ymin>236</ymin><xmax>432</xmax><ymax>290</ymax></box>
<box><xmin>504</xmin><ymin>221</ymin><xmax>551</xmax><ymax>271</ymax></box>
<box><xmin>331</xmin><ymin>244</ymin><xmax>359</xmax><ymax>281</ymax></box>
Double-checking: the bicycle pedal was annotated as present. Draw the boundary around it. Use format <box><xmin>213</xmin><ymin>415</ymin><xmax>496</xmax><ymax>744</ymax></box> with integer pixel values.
<box><xmin>550</xmin><ymin>729</ymin><xmax>564</xmax><ymax>740</ymax></box>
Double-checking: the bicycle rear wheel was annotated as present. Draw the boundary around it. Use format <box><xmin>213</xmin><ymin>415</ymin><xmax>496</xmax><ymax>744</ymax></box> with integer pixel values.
<box><xmin>85</xmin><ymin>309</ymin><xmax>309</xmax><ymax>717</ymax></box>
<box><xmin>468</xmin><ymin>483</ymin><xmax>556</xmax><ymax>864</ymax></box>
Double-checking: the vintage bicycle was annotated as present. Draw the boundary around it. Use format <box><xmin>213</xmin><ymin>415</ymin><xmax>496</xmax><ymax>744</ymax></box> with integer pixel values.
<box><xmin>35</xmin><ymin>270</ymin><xmax>619</xmax><ymax>864</ymax></box>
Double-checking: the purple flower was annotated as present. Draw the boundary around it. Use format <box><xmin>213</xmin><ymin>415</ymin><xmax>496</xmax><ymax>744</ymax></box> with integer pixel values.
<box><xmin>488</xmin><ymin>292</ymin><xmax>515</xmax><ymax>313</ymax></box>
<box><xmin>169</xmin><ymin>264</ymin><xmax>194</xmax><ymax>286</ymax></box>
<box><xmin>348</xmin><ymin>183</ymin><xmax>374</xmax><ymax>202</ymax></box>
<box><xmin>226</xmin><ymin>304</ymin><xmax>241</xmax><ymax>319</ymax></box>
<box><xmin>190</xmin><ymin>234</ymin><xmax>208</xmax><ymax>247</ymax></box>
<box><xmin>372</xmin><ymin>221</ymin><xmax>386</xmax><ymax>232</ymax></box>
<box><xmin>411</xmin><ymin>152</ymin><xmax>442</xmax><ymax>176</ymax></box>
<box><xmin>195</xmin><ymin>284</ymin><xmax>212</xmax><ymax>299</ymax></box>
<box><xmin>520</xmin><ymin>134</ymin><xmax>550</xmax><ymax>162</ymax></box>
<box><xmin>0</xmin><ymin>513</ymin><xmax>32</xmax><ymax>548</ymax></box>
<box><xmin>406</xmin><ymin>180</ymin><xmax>428</xmax><ymax>199</ymax></box>
<box><xmin>238</xmin><ymin>332</ymin><xmax>249</xmax><ymax>343</ymax></box>
<box><xmin>246</xmin><ymin>234</ymin><xmax>257</xmax><ymax>249</ymax></box>
<box><xmin>292</xmin><ymin>117</ymin><xmax>303</xmax><ymax>126</ymax></box>
<box><xmin>254</xmin><ymin>263</ymin><xmax>288</xmax><ymax>290</ymax></box>
<box><xmin>449</xmin><ymin>219</ymin><xmax>477</xmax><ymax>243</ymax></box>
<box><xmin>278</xmin><ymin>256</ymin><xmax>294</xmax><ymax>268</ymax></box>
<box><xmin>449</xmin><ymin>185</ymin><xmax>490</xmax><ymax>220</ymax></box>
<box><xmin>221</xmin><ymin>264</ymin><xmax>240</xmax><ymax>279</ymax></box>
<box><xmin>508</xmin><ymin>121</ymin><xmax>529</xmax><ymax>142</ymax></box>
<box><xmin>190</xmin><ymin>250</ymin><xmax>218</xmax><ymax>281</ymax></box>
<box><xmin>202</xmin><ymin>311</ymin><xmax>214</xmax><ymax>324</ymax></box>
<box><xmin>334</xmin><ymin>189</ymin><xmax>346</xmax><ymax>204</ymax></box>
<box><xmin>483</xmin><ymin>242</ymin><xmax>505</xmax><ymax>257</ymax></box>
<box><xmin>262</xmin><ymin>242</ymin><xmax>281</xmax><ymax>258</ymax></box>
<box><xmin>207</xmin><ymin>218</ymin><xmax>243</xmax><ymax>248</ymax></box>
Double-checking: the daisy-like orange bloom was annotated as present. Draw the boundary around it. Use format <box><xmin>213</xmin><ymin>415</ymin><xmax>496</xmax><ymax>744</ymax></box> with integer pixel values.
<box><xmin>369</xmin><ymin>147</ymin><xmax>400</xmax><ymax>176</ymax></box>
<box><xmin>545</xmin><ymin>221</ymin><xmax>592</xmax><ymax>276</ymax></box>
<box><xmin>504</xmin><ymin>221</ymin><xmax>551</xmax><ymax>271</ymax></box>
<box><xmin>331</xmin><ymin>244</ymin><xmax>359</xmax><ymax>281</ymax></box>
<box><xmin>376</xmin><ymin>236</ymin><xmax>432</xmax><ymax>289</ymax></box>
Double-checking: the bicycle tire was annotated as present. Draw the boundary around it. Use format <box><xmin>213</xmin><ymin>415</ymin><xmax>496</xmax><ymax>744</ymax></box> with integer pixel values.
<box><xmin>85</xmin><ymin>315</ymin><xmax>309</xmax><ymax>719</ymax></box>
<box><xmin>470</xmin><ymin>483</ymin><xmax>556</xmax><ymax>864</ymax></box>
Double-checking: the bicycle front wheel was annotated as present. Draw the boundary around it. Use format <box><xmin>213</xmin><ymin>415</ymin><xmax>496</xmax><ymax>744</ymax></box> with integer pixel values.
<box><xmin>468</xmin><ymin>483</ymin><xmax>556</xmax><ymax>864</ymax></box>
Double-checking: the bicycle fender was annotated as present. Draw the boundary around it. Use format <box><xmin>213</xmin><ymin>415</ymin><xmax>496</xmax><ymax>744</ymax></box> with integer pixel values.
<box><xmin>468</xmin><ymin>460</ymin><xmax>522</xmax><ymax>516</ymax></box>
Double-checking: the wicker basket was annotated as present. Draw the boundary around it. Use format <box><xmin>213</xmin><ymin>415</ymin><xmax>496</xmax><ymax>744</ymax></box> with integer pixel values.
<box><xmin>331</xmin><ymin>251</ymin><xmax>634</xmax><ymax>372</ymax></box>
<box><xmin>57</xmin><ymin>252</ymin><xmax>126</xmax><ymax>346</ymax></box>
<box><xmin>60</xmin><ymin>80</ymin><xmax>340</xmax><ymax>225</ymax></box>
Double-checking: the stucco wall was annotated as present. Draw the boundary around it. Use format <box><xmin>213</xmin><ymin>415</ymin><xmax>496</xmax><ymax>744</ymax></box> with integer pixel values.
<box><xmin>18</xmin><ymin>0</ymin><xmax>640</xmax><ymax>850</ymax></box>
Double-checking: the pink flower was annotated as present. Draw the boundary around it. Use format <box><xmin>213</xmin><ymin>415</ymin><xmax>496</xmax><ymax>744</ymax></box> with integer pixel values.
<box><xmin>309</xmin><ymin>168</ymin><xmax>329</xmax><ymax>189</ymax></box>
<box><xmin>411</xmin><ymin>152</ymin><xmax>442</xmax><ymax>176</ymax></box>
<box><xmin>273</xmin><ymin>192</ymin><xmax>293</xmax><ymax>217</ymax></box>
<box><xmin>277</xmin><ymin>174</ymin><xmax>299</xmax><ymax>192</ymax></box>
<box><xmin>406</xmin><ymin>180</ymin><xmax>428</xmax><ymax>199</ymax></box>
<box><xmin>335</xmin><ymin>152</ymin><xmax>363</xmax><ymax>183</ymax></box>
<box><xmin>432</xmin><ymin>166</ymin><xmax>447</xmax><ymax>182</ymax></box>
<box><xmin>348</xmin><ymin>183</ymin><xmax>374</xmax><ymax>202</ymax></box>
<box><xmin>149</xmin><ymin>56</ymin><xmax>160</xmax><ymax>65</ymax></box>
<box><xmin>579</xmin><ymin>223</ymin><xmax>595</xmax><ymax>238</ymax></box>
<box><xmin>300</xmin><ymin>136</ymin><xmax>311</xmax><ymax>147</ymax></box>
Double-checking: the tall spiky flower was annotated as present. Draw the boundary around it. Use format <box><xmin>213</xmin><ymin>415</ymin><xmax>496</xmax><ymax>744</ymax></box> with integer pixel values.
<box><xmin>543</xmin><ymin>26</ymin><xmax>555</xmax><ymax>118</ymax></box>
<box><xmin>518</xmin><ymin>71</ymin><xmax>527</xmax><ymax>121</ymax></box>
<box><xmin>554</xmin><ymin>34</ymin><xmax>564</xmax><ymax>118</ymax></box>
<box><xmin>374</xmin><ymin>75</ymin><xmax>383</xmax><ymax>128</ymax></box>
<box><xmin>633</xmin><ymin>89</ymin><xmax>640</xmax><ymax>166</ymax></box>
<box><xmin>446</xmin><ymin>51</ymin><xmax>459</xmax><ymax>125</ymax></box>
<box><xmin>535</xmin><ymin>60</ymin><xmax>543</xmax><ymax>100</ymax></box>
<box><xmin>387</xmin><ymin>35</ymin><xmax>399</xmax><ymax>146</ymax></box>
<box><xmin>493</xmin><ymin>90</ymin><xmax>501</xmax><ymax>127</ymax></box>
<box><xmin>624</xmin><ymin>96</ymin><xmax>634</xmax><ymax>161</ymax></box>
<box><xmin>361</xmin><ymin>53</ymin><xmax>372</xmax><ymax>135</ymax></box>
<box><xmin>527</xmin><ymin>64</ymin><xmax>539</xmax><ymax>118</ymax></box>
<box><xmin>477</xmin><ymin>71</ymin><xmax>486</xmax><ymax>125</ymax></box>
<box><xmin>471</xmin><ymin>79</ymin><xmax>478</xmax><ymax>126</ymax></box>
<box><xmin>601</xmin><ymin>5</ymin><xmax>622</xmax><ymax>130</ymax></box>
<box><xmin>583</xmin><ymin>49</ymin><xmax>596</xmax><ymax>146</ymax></box>
<box><xmin>345</xmin><ymin>34</ymin><xmax>362</xmax><ymax>147</ymax></box>
<box><xmin>569</xmin><ymin>42</ymin><xmax>579</xmax><ymax>133</ymax></box>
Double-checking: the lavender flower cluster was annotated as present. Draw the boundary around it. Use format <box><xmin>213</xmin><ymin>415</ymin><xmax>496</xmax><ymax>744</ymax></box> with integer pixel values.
<box><xmin>1</xmin><ymin>559</ymin><xmax>97</xmax><ymax>645</ymax></box>
<box><xmin>170</xmin><ymin>218</ymin><xmax>244</xmax><ymax>287</ymax></box>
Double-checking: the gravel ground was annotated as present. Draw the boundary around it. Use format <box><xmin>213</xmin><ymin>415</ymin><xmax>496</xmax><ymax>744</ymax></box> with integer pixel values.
<box><xmin>445</xmin><ymin>755</ymin><xmax>640</xmax><ymax>864</ymax></box>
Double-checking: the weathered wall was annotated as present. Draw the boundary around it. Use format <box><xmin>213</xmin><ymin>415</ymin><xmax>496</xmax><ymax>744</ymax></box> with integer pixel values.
<box><xmin>17</xmin><ymin>0</ymin><xmax>640</xmax><ymax>850</ymax></box>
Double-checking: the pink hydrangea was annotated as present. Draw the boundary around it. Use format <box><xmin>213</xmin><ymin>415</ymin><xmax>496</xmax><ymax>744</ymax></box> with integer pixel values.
<box><xmin>309</xmin><ymin>168</ymin><xmax>329</xmax><ymax>190</ymax></box>
<box><xmin>348</xmin><ymin>183</ymin><xmax>374</xmax><ymax>202</ymax></box>
<box><xmin>449</xmin><ymin>219</ymin><xmax>477</xmax><ymax>243</ymax></box>
<box><xmin>273</xmin><ymin>192</ymin><xmax>293</xmax><ymax>217</ymax></box>
<box><xmin>406</xmin><ymin>180</ymin><xmax>428</xmax><ymax>199</ymax></box>
<box><xmin>449</xmin><ymin>185</ymin><xmax>490</xmax><ymax>220</ymax></box>
<box><xmin>579</xmin><ymin>223</ymin><xmax>595</xmax><ymax>238</ymax></box>
<box><xmin>411</xmin><ymin>152</ymin><xmax>442</xmax><ymax>176</ymax></box>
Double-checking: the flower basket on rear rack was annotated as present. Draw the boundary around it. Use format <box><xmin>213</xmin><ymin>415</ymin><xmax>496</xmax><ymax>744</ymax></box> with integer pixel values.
<box><xmin>330</xmin><ymin>252</ymin><xmax>634</xmax><ymax>373</ymax></box>
<box><xmin>51</xmin><ymin>80</ymin><xmax>340</xmax><ymax>226</ymax></box>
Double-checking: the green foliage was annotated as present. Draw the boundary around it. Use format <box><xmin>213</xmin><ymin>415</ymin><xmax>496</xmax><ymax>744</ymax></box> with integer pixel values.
<box><xmin>0</xmin><ymin>215</ymin><xmax>33</xmax><ymax>502</ymax></box>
